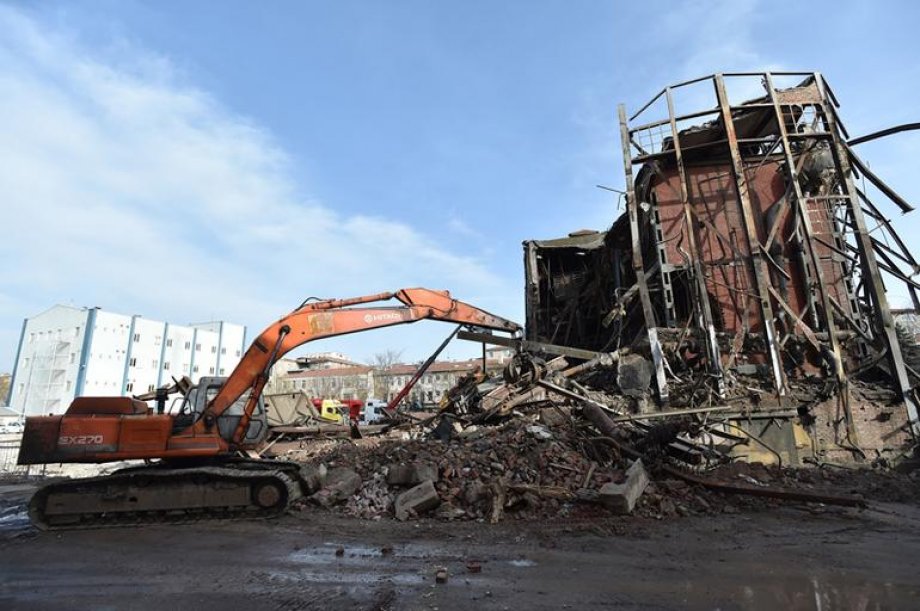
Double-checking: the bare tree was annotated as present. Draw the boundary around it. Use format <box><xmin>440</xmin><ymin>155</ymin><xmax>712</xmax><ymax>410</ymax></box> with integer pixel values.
<box><xmin>372</xmin><ymin>349</ymin><xmax>404</xmax><ymax>370</ymax></box>
<box><xmin>372</xmin><ymin>349</ymin><xmax>403</xmax><ymax>399</ymax></box>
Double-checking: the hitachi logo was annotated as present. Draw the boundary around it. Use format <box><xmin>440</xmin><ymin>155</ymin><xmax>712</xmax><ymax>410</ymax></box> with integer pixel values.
<box><xmin>363</xmin><ymin>313</ymin><xmax>403</xmax><ymax>324</ymax></box>
<box><xmin>58</xmin><ymin>435</ymin><xmax>104</xmax><ymax>446</ymax></box>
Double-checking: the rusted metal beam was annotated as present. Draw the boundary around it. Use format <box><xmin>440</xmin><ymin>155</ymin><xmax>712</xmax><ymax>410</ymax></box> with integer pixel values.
<box><xmin>665</xmin><ymin>86</ymin><xmax>725</xmax><ymax>397</ymax></box>
<box><xmin>619</xmin><ymin>103</ymin><xmax>669</xmax><ymax>404</ymax></box>
<box><xmin>768</xmin><ymin>285</ymin><xmax>823</xmax><ymax>352</ymax></box>
<box><xmin>581</xmin><ymin>402</ymin><xmax>866</xmax><ymax>508</ymax></box>
<box><xmin>815</xmin><ymin>73</ymin><xmax>920</xmax><ymax>436</ymax></box>
<box><xmin>846</xmin><ymin>144</ymin><xmax>915</xmax><ymax>213</ymax></box>
<box><xmin>713</xmin><ymin>74</ymin><xmax>787</xmax><ymax>397</ymax></box>
<box><xmin>763</xmin><ymin>72</ymin><xmax>853</xmax><ymax>440</ymax></box>
<box><xmin>523</xmin><ymin>241</ymin><xmax>540</xmax><ymax>341</ymax></box>
<box><xmin>848</xmin><ymin>122</ymin><xmax>920</xmax><ymax>146</ymax></box>
<box><xmin>456</xmin><ymin>330</ymin><xmax>602</xmax><ymax>361</ymax></box>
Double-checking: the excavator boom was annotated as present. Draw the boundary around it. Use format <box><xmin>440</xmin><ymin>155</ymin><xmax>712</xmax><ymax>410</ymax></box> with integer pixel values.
<box><xmin>202</xmin><ymin>287</ymin><xmax>519</xmax><ymax>445</ymax></box>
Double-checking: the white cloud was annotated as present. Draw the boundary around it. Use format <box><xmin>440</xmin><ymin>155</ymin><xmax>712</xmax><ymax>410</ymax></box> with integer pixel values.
<box><xmin>0</xmin><ymin>7</ymin><xmax>515</xmax><ymax>369</ymax></box>
<box><xmin>446</xmin><ymin>216</ymin><xmax>482</xmax><ymax>240</ymax></box>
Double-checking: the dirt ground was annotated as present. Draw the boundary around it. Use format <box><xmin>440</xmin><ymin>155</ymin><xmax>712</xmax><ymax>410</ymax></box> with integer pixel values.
<box><xmin>2</xmin><ymin>481</ymin><xmax>920</xmax><ymax>610</ymax></box>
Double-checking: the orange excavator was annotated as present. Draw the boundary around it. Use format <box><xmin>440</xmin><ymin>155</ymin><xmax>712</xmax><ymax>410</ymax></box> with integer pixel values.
<box><xmin>17</xmin><ymin>288</ymin><xmax>520</xmax><ymax>529</ymax></box>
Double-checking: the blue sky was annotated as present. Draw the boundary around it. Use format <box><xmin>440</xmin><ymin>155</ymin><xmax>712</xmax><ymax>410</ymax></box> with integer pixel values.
<box><xmin>1</xmin><ymin>0</ymin><xmax>918</xmax><ymax>371</ymax></box>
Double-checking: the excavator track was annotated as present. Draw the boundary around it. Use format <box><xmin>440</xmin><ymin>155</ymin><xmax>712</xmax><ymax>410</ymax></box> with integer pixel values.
<box><xmin>28</xmin><ymin>461</ymin><xmax>303</xmax><ymax>531</ymax></box>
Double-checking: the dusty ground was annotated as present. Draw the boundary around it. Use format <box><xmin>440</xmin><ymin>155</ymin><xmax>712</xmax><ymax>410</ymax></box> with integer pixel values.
<box><xmin>2</xmin><ymin>480</ymin><xmax>920</xmax><ymax>610</ymax></box>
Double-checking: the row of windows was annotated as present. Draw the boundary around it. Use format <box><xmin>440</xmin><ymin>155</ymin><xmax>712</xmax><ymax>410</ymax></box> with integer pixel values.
<box><xmin>125</xmin><ymin>383</ymin><xmax>157</xmax><ymax>393</ymax></box>
<box><xmin>134</xmin><ymin>335</ymin><xmax>232</xmax><ymax>356</ymax></box>
<box><xmin>29</xmin><ymin>327</ymin><xmax>81</xmax><ymax>343</ymax></box>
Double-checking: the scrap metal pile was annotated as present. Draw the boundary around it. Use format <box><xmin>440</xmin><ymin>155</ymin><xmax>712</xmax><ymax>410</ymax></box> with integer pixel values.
<box><xmin>265</xmin><ymin>351</ymin><xmax>913</xmax><ymax>523</ymax></box>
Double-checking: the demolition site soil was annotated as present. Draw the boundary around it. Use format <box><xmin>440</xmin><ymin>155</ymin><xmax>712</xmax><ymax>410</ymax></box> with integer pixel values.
<box><xmin>1</xmin><ymin>480</ymin><xmax>920</xmax><ymax>610</ymax></box>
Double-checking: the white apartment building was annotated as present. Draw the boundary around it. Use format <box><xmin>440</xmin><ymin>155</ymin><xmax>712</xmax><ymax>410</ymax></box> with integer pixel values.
<box><xmin>7</xmin><ymin>305</ymin><xmax>246</xmax><ymax>417</ymax></box>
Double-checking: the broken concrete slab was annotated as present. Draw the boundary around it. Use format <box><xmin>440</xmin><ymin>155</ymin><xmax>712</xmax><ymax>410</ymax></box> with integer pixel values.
<box><xmin>599</xmin><ymin>459</ymin><xmax>650</xmax><ymax>514</ymax></box>
<box><xmin>526</xmin><ymin>424</ymin><xmax>553</xmax><ymax>440</ymax></box>
<box><xmin>299</xmin><ymin>464</ymin><xmax>327</xmax><ymax>494</ymax></box>
<box><xmin>394</xmin><ymin>480</ymin><xmax>440</xmax><ymax>520</ymax></box>
<box><xmin>310</xmin><ymin>467</ymin><xmax>361</xmax><ymax>508</ymax></box>
<box><xmin>616</xmin><ymin>354</ymin><xmax>652</xmax><ymax>398</ymax></box>
<box><xmin>539</xmin><ymin>406</ymin><xmax>568</xmax><ymax>427</ymax></box>
<box><xmin>386</xmin><ymin>461</ymin><xmax>439</xmax><ymax>486</ymax></box>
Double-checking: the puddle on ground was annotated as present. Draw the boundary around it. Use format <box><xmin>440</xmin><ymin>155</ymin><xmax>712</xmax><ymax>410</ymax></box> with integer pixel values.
<box><xmin>289</xmin><ymin>542</ymin><xmax>458</xmax><ymax>565</ymax></box>
<box><xmin>508</xmin><ymin>559</ymin><xmax>537</xmax><ymax>567</ymax></box>
<box><xmin>266</xmin><ymin>567</ymin><xmax>427</xmax><ymax>586</ymax></box>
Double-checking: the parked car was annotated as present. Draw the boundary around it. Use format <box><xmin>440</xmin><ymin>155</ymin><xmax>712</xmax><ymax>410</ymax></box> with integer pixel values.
<box><xmin>0</xmin><ymin>420</ymin><xmax>24</xmax><ymax>434</ymax></box>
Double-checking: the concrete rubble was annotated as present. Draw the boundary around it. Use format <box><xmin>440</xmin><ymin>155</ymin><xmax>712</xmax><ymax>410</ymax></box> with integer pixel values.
<box><xmin>598</xmin><ymin>459</ymin><xmax>649</xmax><ymax>514</ymax></box>
<box><xmin>263</xmin><ymin>346</ymin><xmax>920</xmax><ymax>524</ymax></box>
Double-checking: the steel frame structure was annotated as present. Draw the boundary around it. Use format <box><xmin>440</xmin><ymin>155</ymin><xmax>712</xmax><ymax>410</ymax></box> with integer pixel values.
<box><xmin>618</xmin><ymin>71</ymin><xmax>919</xmax><ymax>437</ymax></box>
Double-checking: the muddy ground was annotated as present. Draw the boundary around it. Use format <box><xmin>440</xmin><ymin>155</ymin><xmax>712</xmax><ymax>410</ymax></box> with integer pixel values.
<box><xmin>2</xmin><ymin>481</ymin><xmax>920</xmax><ymax>610</ymax></box>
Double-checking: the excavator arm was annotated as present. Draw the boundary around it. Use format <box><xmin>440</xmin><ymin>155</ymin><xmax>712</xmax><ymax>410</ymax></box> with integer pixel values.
<box><xmin>193</xmin><ymin>288</ymin><xmax>520</xmax><ymax>445</ymax></box>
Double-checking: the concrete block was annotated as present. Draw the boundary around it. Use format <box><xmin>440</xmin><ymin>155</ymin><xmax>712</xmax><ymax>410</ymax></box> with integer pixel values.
<box><xmin>617</xmin><ymin>354</ymin><xmax>652</xmax><ymax>398</ymax></box>
<box><xmin>526</xmin><ymin>425</ymin><xmax>553</xmax><ymax>440</ymax></box>
<box><xmin>310</xmin><ymin>467</ymin><xmax>361</xmax><ymax>508</ymax></box>
<box><xmin>299</xmin><ymin>464</ymin><xmax>327</xmax><ymax>494</ymax></box>
<box><xmin>386</xmin><ymin>462</ymin><xmax>439</xmax><ymax>486</ymax></box>
<box><xmin>599</xmin><ymin>459</ymin><xmax>650</xmax><ymax>514</ymax></box>
<box><xmin>394</xmin><ymin>480</ymin><xmax>440</xmax><ymax>520</ymax></box>
<box><xmin>539</xmin><ymin>407</ymin><xmax>567</xmax><ymax>427</ymax></box>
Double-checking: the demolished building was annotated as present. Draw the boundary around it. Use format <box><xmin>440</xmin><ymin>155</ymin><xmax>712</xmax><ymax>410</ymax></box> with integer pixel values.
<box><xmin>524</xmin><ymin>72</ymin><xmax>920</xmax><ymax>464</ymax></box>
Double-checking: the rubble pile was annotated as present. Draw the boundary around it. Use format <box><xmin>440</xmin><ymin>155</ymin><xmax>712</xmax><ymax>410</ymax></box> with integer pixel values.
<box><xmin>271</xmin><ymin>348</ymin><xmax>915</xmax><ymax>524</ymax></box>
<box><xmin>285</xmin><ymin>413</ymin><xmax>736</xmax><ymax>522</ymax></box>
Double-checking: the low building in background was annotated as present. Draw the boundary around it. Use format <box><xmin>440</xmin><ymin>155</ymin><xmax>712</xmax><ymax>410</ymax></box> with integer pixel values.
<box><xmin>378</xmin><ymin>359</ymin><xmax>503</xmax><ymax>407</ymax></box>
<box><xmin>268</xmin><ymin>352</ymin><xmax>504</xmax><ymax>408</ymax></box>
<box><xmin>7</xmin><ymin>304</ymin><xmax>246</xmax><ymax>416</ymax></box>
<box><xmin>295</xmin><ymin>352</ymin><xmax>365</xmax><ymax>370</ymax></box>
<box><xmin>282</xmin><ymin>365</ymin><xmax>375</xmax><ymax>401</ymax></box>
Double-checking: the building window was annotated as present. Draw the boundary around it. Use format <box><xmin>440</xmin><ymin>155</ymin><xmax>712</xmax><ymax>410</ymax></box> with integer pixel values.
<box><xmin>195</xmin><ymin>343</ymin><xmax>201</xmax><ymax>352</ymax></box>
<box><xmin>129</xmin><ymin>357</ymin><xmax>137</xmax><ymax>367</ymax></box>
<box><xmin>209</xmin><ymin>367</ymin><xmax>215</xmax><ymax>374</ymax></box>
<box><xmin>184</xmin><ymin>341</ymin><xmax>191</xmax><ymax>350</ymax></box>
<box><xmin>221</xmin><ymin>347</ymin><xmax>226</xmax><ymax>355</ymax></box>
<box><xmin>147</xmin><ymin>384</ymin><xmax>155</xmax><ymax>392</ymax></box>
<box><xmin>166</xmin><ymin>338</ymin><xmax>173</xmax><ymax>347</ymax></box>
<box><xmin>219</xmin><ymin>368</ymin><xmax>225</xmax><ymax>375</ymax></box>
<box><xmin>29</xmin><ymin>333</ymin><xmax>35</xmax><ymax>343</ymax></box>
<box><xmin>164</xmin><ymin>362</ymin><xmax>170</xmax><ymax>370</ymax></box>
<box><xmin>74</xmin><ymin>327</ymin><xmax>80</xmax><ymax>337</ymax></box>
<box><xmin>69</xmin><ymin>353</ymin><xmax>75</xmax><ymax>364</ymax></box>
<box><xmin>65</xmin><ymin>380</ymin><xmax>72</xmax><ymax>392</ymax></box>
<box><xmin>126</xmin><ymin>382</ymin><xmax>133</xmax><ymax>392</ymax></box>
<box><xmin>193</xmin><ymin>365</ymin><xmax>199</xmax><ymax>373</ymax></box>
<box><xmin>183</xmin><ymin>363</ymin><xmax>190</xmax><ymax>373</ymax></box>
<box><xmin>152</xmin><ymin>359</ymin><xmax>159</xmax><ymax>369</ymax></box>
<box><xmin>235</xmin><ymin>350</ymin><xmax>241</xmax><ymax>357</ymax></box>
<box><xmin>154</xmin><ymin>335</ymin><xmax>162</xmax><ymax>346</ymax></box>
<box><xmin>211</xmin><ymin>346</ymin><xmax>217</xmax><ymax>354</ymax></box>
<box><xmin>133</xmin><ymin>333</ymin><xmax>140</xmax><ymax>342</ymax></box>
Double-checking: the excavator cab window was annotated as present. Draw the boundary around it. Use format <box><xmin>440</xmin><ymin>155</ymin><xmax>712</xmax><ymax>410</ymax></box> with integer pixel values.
<box><xmin>202</xmin><ymin>382</ymin><xmax>267</xmax><ymax>446</ymax></box>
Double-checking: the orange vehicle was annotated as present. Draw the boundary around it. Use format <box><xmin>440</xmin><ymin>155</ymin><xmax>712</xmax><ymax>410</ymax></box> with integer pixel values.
<box><xmin>17</xmin><ymin>288</ymin><xmax>520</xmax><ymax>529</ymax></box>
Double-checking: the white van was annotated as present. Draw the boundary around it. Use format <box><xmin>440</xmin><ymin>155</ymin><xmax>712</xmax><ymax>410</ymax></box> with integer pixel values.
<box><xmin>360</xmin><ymin>399</ymin><xmax>389</xmax><ymax>425</ymax></box>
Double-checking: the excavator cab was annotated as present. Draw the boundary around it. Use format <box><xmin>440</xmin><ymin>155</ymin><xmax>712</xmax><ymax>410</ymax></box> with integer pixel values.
<box><xmin>172</xmin><ymin>376</ymin><xmax>268</xmax><ymax>447</ymax></box>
